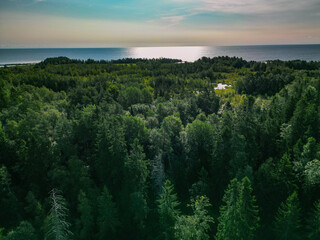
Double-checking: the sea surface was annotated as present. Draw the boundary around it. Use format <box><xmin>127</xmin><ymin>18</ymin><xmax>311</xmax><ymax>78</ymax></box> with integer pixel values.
<box><xmin>1</xmin><ymin>45</ymin><xmax>320</xmax><ymax>65</ymax></box>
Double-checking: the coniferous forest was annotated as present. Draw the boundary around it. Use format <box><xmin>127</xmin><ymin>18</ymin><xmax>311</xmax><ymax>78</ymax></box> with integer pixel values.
<box><xmin>1</xmin><ymin>56</ymin><xmax>320</xmax><ymax>240</ymax></box>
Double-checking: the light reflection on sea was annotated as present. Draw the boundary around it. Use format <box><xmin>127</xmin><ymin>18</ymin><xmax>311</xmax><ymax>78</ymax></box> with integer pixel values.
<box><xmin>0</xmin><ymin>45</ymin><xmax>320</xmax><ymax>65</ymax></box>
<box><xmin>128</xmin><ymin>46</ymin><xmax>209</xmax><ymax>62</ymax></box>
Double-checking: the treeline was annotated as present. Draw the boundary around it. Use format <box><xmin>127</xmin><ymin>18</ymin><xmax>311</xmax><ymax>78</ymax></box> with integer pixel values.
<box><xmin>36</xmin><ymin>56</ymin><xmax>181</xmax><ymax>67</ymax></box>
<box><xmin>0</xmin><ymin>57</ymin><xmax>320</xmax><ymax>240</ymax></box>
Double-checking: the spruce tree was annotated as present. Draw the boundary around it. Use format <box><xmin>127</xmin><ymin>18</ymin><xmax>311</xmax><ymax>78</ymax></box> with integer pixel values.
<box><xmin>273</xmin><ymin>191</ymin><xmax>301</xmax><ymax>240</ymax></box>
<box><xmin>45</xmin><ymin>189</ymin><xmax>72</xmax><ymax>240</ymax></box>
<box><xmin>157</xmin><ymin>180</ymin><xmax>180</xmax><ymax>240</ymax></box>
<box><xmin>123</xmin><ymin>138</ymin><xmax>149</xmax><ymax>235</ymax></box>
<box><xmin>216</xmin><ymin>178</ymin><xmax>241</xmax><ymax>240</ymax></box>
<box><xmin>175</xmin><ymin>195</ymin><xmax>213</xmax><ymax>240</ymax></box>
<box><xmin>216</xmin><ymin>177</ymin><xmax>259</xmax><ymax>240</ymax></box>
<box><xmin>97</xmin><ymin>186</ymin><xmax>119</xmax><ymax>240</ymax></box>
<box><xmin>238</xmin><ymin>177</ymin><xmax>260</xmax><ymax>240</ymax></box>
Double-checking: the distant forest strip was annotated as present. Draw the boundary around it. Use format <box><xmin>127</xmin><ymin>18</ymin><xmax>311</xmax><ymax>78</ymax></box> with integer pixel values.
<box><xmin>1</xmin><ymin>57</ymin><xmax>320</xmax><ymax>240</ymax></box>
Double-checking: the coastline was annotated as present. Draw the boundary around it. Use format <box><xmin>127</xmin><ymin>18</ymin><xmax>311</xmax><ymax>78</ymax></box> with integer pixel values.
<box><xmin>1</xmin><ymin>44</ymin><xmax>320</xmax><ymax>65</ymax></box>
<box><xmin>0</xmin><ymin>60</ymin><xmax>41</xmax><ymax>67</ymax></box>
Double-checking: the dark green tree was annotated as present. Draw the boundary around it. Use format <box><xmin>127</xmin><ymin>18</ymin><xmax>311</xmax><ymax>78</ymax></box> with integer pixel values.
<box><xmin>157</xmin><ymin>180</ymin><xmax>181</xmax><ymax>240</ymax></box>
<box><xmin>273</xmin><ymin>191</ymin><xmax>301</xmax><ymax>240</ymax></box>
<box><xmin>76</xmin><ymin>191</ymin><xmax>94</xmax><ymax>240</ymax></box>
<box><xmin>97</xmin><ymin>187</ymin><xmax>119</xmax><ymax>240</ymax></box>
<box><xmin>216</xmin><ymin>177</ymin><xmax>259</xmax><ymax>240</ymax></box>
<box><xmin>3</xmin><ymin>221</ymin><xmax>37</xmax><ymax>240</ymax></box>
<box><xmin>96</xmin><ymin>116</ymin><xmax>127</xmax><ymax>191</ymax></box>
<box><xmin>185</xmin><ymin>119</ymin><xmax>215</xmax><ymax>185</ymax></box>
<box><xmin>122</xmin><ymin>139</ymin><xmax>149</xmax><ymax>236</ymax></box>
<box><xmin>307</xmin><ymin>200</ymin><xmax>320</xmax><ymax>240</ymax></box>
<box><xmin>0</xmin><ymin>166</ymin><xmax>19</xmax><ymax>229</ymax></box>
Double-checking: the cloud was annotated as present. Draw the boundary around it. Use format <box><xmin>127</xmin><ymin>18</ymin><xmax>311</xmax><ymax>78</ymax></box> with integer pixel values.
<box><xmin>0</xmin><ymin>0</ymin><xmax>319</xmax><ymax>47</ymax></box>
<box><xmin>160</xmin><ymin>15</ymin><xmax>188</xmax><ymax>26</ymax></box>
<box><xmin>172</xmin><ymin>0</ymin><xmax>320</xmax><ymax>15</ymax></box>
<box><xmin>157</xmin><ymin>12</ymin><xmax>198</xmax><ymax>27</ymax></box>
<box><xmin>162</xmin><ymin>0</ymin><xmax>320</xmax><ymax>30</ymax></box>
<box><xmin>1</xmin><ymin>10</ymin><xmax>319</xmax><ymax>48</ymax></box>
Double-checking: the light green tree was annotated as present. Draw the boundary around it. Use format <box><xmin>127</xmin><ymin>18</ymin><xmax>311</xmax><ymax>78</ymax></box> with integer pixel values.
<box><xmin>216</xmin><ymin>177</ymin><xmax>259</xmax><ymax>240</ymax></box>
<box><xmin>157</xmin><ymin>180</ymin><xmax>181</xmax><ymax>240</ymax></box>
<box><xmin>45</xmin><ymin>189</ymin><xmax>72</xmax><ymax>240</ymax></box>
<box><xmin>175</xmin><ymin>196</ymin><xmax>213</xmax><ymax>240</ymax></box>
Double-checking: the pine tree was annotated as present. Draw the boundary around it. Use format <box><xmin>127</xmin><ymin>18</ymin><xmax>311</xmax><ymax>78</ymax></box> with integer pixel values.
<box><xmin>273</xmin><ymin>191</ymin><xmax>301</xmax><ymax>240</ymax></box>
<box><xmin>307</xmin><ymin>200</ymin><xmax>320</xmax><ymax>240</ymax></box>
<box><xmin>97</xmin><ymin>186</ymin><xmax>119</xmax><ymax>240</ymax></box>
<box><xmin>237</xmin><ymin>177</ymin><xmax>260</xmax><ymax>240</ymax></box>
<box><xmin>157</xmin><ymin>180</ymin><xmax>181</xmax><ymax>240</ymax></box>
<box><xmin>216</xmin><ymin>177</ymin><xmax>259</xmax><ymax>240</ymax></box>
<box><xmin>216</xmin><ymin>179</ymin><xmax>241</xmax><ymax>240</ymax></box>
<box><xmin>45</xmin><ymin>189</ymin><xmax>72</xmax><ymax>240</ymax></box>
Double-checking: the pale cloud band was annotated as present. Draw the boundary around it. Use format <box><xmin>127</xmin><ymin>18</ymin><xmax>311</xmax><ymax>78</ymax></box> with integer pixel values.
<box><xmin>173</xmin><ymin>0</ymin><xmax>320</xmax><ymax>14</ymax></box>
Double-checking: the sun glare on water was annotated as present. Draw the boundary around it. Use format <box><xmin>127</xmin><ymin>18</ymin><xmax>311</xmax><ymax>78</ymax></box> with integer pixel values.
<box><xmin>128</xmin><ymin>46</ymin><xmax>209</xmax><ymax>62</ymax></box>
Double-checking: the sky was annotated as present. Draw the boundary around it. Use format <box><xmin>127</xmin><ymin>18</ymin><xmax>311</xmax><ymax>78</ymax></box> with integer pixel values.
<box><xmin>0</xmin><ymin>0</ymin><xmax>319</xmax><ymax>47</ymax></box>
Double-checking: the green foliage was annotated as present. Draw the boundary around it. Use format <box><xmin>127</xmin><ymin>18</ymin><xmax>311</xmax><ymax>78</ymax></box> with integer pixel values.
<box><xmin>1</xmin><ymin>57</ymin><xmax>320</xmax><ymax>239</ymax></box>
<box><xmin>24</xmin><ymin>191</ymin><xmax>44</xmax><ymax>232</ymax></box>
<box><xmin>3</xmin><ymin>221</ymin><xmax>37</xmax><ymax>240</ymax></box>
<box><xmin>119</xmin><ymin>87</ymin><xmax>152</xmax><ymax>108</ymax></box>
<box><xmin>216</xmin><ymin>177</ymin><xmax>259</xmax><ymax>240</ymax></box>
<box><xmin>96</xmin><ymin>116</ymin><xmax>127</xmax><ymax>190</ymax></box>
<box><xmin>157</xmin><ymin>180</ymin><xmax>181</xmax><ymax>240</ymax></box>
<box><xmin>307</xmin><ymin>200</ymin><xmax>320</xmax><ymax>240</ymax></box>
<box><xmin>256</xmin><ymin>154</ymin><xmax>297</xmax><ymax>221</ymax></box>
<box><xmin>97</xmin><ymin>187</ymin><xmax>119</xmax><ymax>240</ymax></box>
<box><xmin>273</xmin><ymin>191</ymin><xmax>301</xmax><ymax>240</ymax></box>
<box><xmin>185</xmin><ymin>119</ymin><xmax>215</xmax><ymax>185</ymax></box>
<box><xmin>175</xmin><ymin>195</ymin><xmax>213</xmax><ymax>240</ymax></box>
<box><xmin>236</xmin><ymin>71</ymin><xmax>295</xmax><ymax>96</ymax></box>
<box><xmin>0</xmin><ymin>166</ymin><xmax>19</xmax><ymax>229</ymax></box>
<box><xmin>189</xmin><ymin>168</ymin><xmax>210</xmax><ymax>197</ymax></box>
<box><xmin>122</xmin><ymin>139</ymin><xmax>149</xmax><ymax>236</ymax></box>
<box><xmin>45</xmin><ymin>189</ymin><xmax>72</xmax><ymax>240</ymax></box>
<box><xmin>76</xmin><ymin>191</ymin><xmax>94</xmax><ymax>240</ymax></box>
<box><xmin>304</xmin><ymin>160</ymin><xmax>320</xmax><ymax>187</ymax></box>
<box><xmin>125</xmin><ymin>139</ymin><xmax>149</xmax><ymax>189</ymax></box>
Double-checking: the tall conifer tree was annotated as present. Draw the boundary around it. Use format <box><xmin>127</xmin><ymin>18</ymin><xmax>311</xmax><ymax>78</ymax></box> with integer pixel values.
<box><xmin>157</xmin><ymin>180</ymin><xmax>180</xmax><ymax>240</ymax></box>
<box><xmin>216</xmin><ymin>177</ymin><xmax>259</xmax><ymax>240</ymax></box>
<box><xmin>273</xmin><ymin>191</ymin><xmax>301</xmax><ymax>240</ymax></box>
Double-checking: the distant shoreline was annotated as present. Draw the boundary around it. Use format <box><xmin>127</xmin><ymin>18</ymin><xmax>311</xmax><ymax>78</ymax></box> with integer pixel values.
<box><xmin>0</xmin><ymin>62</ymin><xmax>40</xmax><ymax>67</ymax></box>
<box><xmin>1</xmin><ymin>45</ymin><xmax>320</xmax><ymax>65</ymax></box>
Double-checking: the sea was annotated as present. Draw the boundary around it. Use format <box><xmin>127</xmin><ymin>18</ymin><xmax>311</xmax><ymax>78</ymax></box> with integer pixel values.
<box><xmin>0</xmin><ymin>45</ymin><xmax>320</xmax><ymax>65</ymax></box>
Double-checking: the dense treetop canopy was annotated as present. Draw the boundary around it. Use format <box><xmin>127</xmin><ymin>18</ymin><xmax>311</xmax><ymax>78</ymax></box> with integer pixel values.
<box><xmin>0</xmin><ymin>57</ymin><xmax>320</xmax><ymax>239</ymax></box>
